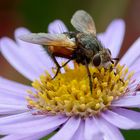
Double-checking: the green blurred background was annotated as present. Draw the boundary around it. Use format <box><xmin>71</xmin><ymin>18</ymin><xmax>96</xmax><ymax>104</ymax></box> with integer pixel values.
<box><xmin>0</xmin><ymin>0</ymin><xmax>140</xmax><ymax>139</ymax></box>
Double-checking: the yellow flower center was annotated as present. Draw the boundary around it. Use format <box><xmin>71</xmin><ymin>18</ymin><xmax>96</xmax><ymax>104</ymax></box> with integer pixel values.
<box><xmin>27</xmin><ymin>63</ymin><xmax>134</xmax><ymax>118</ymax></box>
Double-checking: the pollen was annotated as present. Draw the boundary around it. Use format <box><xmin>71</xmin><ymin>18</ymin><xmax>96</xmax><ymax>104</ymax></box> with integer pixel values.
<box><xmin>27</xmin><ymin>63</ymin><xmax>134</xmax><ymax>118</ymax></box>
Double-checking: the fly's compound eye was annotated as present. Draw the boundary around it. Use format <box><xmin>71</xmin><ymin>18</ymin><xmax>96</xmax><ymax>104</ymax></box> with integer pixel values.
<box><xmin>93</xmin><ymin>54</ymin><xmax>101</xmax><ymax>66</ymax></box>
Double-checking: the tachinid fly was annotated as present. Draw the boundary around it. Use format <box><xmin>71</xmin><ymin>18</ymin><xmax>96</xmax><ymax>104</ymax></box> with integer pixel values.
<box><xmin>19</xmin><ymin>10</ymin><xmax>118</xmax><ymax>93</ymax></box>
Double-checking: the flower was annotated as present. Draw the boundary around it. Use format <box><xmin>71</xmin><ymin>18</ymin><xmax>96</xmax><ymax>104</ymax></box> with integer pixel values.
<box><xmin>0</xmin><ymin>19</ymin><xmax>140</xmax><ymax>140</ymax></box>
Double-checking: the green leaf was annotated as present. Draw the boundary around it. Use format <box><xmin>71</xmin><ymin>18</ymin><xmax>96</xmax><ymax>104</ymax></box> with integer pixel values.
<box><xmin>41</xmin><ymin>131</ymin><xmax>56</xmax><ymax>140</ymax></box>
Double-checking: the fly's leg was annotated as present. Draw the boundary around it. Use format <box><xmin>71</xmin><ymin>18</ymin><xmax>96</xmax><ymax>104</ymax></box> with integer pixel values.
<box><xmin>61</xmin><ymin>58</ymin><xmax>73</xmax><ymax>67</ymax></box>
<box><xmin>51</xmin><ymin>55</ymin><xmax>61</xmax><ymax>79</ymax></box>
<box><xmin>43</xmin><ymin>47</ymin><xmax>61</xmax><ymax>79</ymax></box>
<box><xmin>109</xmin><ymin>64</ymin><xmax>124</xmax><ymax>84</ymax></box>
<box><xmin>51</xmin><ymin>56</ymin><xmax>73</xmax><ymax>79</ymax></box>
<box><xmin>84</xmin><ymin>60</ymin><xmax>92</xmax><ymax>94</ymax></box>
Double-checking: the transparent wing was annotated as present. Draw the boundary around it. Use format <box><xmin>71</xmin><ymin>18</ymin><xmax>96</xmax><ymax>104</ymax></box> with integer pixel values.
<box><xmin>71</xmin><ymin>10</ymin><xmax>96</xmax><ymax>35</ymax></box>
<box><xmin>19</xmin><ymin>33</ymin><xmax>76</xmax><ymax>49</ymax></box>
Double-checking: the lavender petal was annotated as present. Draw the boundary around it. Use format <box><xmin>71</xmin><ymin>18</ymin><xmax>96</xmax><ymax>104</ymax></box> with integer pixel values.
<box><xmin>1</xmin><ymin>126</ymin><xmax>58</xmax><ymax>140</ymax></box>
<box><xmin>50</xmin><ymin>117</ymin><xmax>81</xmax><ymax>140</ymax></box>
<box><xmin>112</xmin><ymin>94</ymin><xmax>140</xmax><ymax>107</ymax></box>
<box><xmin>0</xmin><ymin>104</ymin><xmax>28</xmax><ymax>115</ymax></box>
<box><xmin>96</xmin><ymin>117</ymin><xmax>124</xmax><ymax>140</ymax></box>
<box><xmin>71</xmin><ymin>120</ymin><xmax>85</xmax><ymax>140</ymax></box>
<box><xmin>0</xmin><ymin>112</ymin><xmax>45</xmax><ymax>125</ymax></box>
<box><xmin>0</xmin><ymin>135</ymin><xmax>23</xmax><ymax>140</ymax></box>
<box><xmin>84</xmin><ymin>117</ymin><xmax>103</xmax><ymax>140</ymax></box>
<box><xmin>0</xmin><ymin>115</ymin><xmax>68</xmax><ymax>134</ymax></box>
<box><xmin>98</xmin><ymin>19</ymin><xmax>125</xmax><ymax>58</ymax></box>
<box><xmin>0</xmin><ymin>37</ymin><xmax>41</xmax><ymax>81</ymax></box>
<box><xmin>101</xmin><ymin>109</ymin><xmax>139</xmax><ymax>129</ymax></box>
<box><xmin>0</xmin><ymin>77</ymin><xmax>33</xmax><ymax>97</ymax></box>
<box><xmin>0</xmin><ymin>78</ymin><xmax>32</xmax><ymax>106</ymax></box>
<box><xmin>112</xmin><ymin>108</ymin><xmax>140</xmax><ymax>129</ymax></box>
<box><xmin>120</xmin><ymin>37</ymin><xmax>140</xmax><ymax>66</ymax></box>
<box><xmin>48</xmin><ymin>20</ymin><xmax>68</xmax><ymax>34</ymax></box>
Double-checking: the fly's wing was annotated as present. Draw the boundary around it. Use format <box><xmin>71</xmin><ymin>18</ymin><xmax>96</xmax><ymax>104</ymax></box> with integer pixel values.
<box><xmin>19</xmin><ymin>33</ymin><xmax>76</xmax><ymax>58</ymax></box>
<box><xmin>71</xmin><ymin>10</ymin><xmax>96</xmax><ymax>35</ymax></box>
<box><xmin>19</xmin><ymin>33</ymin><xmax>76</xmax><ymax>48</ymax></box>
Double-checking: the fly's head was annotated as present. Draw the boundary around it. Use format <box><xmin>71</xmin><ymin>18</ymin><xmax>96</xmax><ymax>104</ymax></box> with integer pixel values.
<box><xmin>92</xmin><ymin>48</ymin><xmax>113</xmax><ymax>68</ymax></box>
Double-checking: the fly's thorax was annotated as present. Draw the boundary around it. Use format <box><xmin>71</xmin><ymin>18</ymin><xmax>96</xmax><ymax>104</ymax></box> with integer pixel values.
<box><xmin>76</xmin><ymin>33</ymin><xmax>102</xmax><ymax>52</ymax></box>
<box><xmin>72</xmin><ymin>47</ymin><xmax>92</xmax><ymax>64</ymax></box>
<box><xmin>73</xmin><ymin>33</ymin><xmax>105</xmax><ymax>65</ymax></box>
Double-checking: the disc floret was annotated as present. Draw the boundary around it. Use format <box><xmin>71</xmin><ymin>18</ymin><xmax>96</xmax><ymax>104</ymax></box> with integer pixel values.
<box><xmin>27</xmin><ymin>64</ymin><xmax>133</xmax><ymax>118</ymax></box>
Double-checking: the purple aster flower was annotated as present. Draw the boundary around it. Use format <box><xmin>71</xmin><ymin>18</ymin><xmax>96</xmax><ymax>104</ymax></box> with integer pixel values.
<box><xmin>0</xmin><ymin>18</ymin><xmax>140</xmax><ymax>140</ymax></box>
